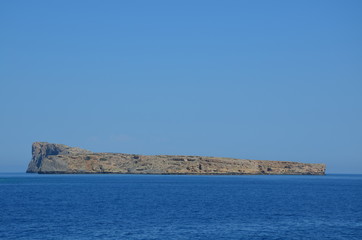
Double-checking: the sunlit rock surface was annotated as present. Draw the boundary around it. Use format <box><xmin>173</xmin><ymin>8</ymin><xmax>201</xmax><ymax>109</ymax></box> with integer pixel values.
<box><xmin>27</xmin><ymin>142</ymin><xmax>326</xmax><ymax>175</ymax></box>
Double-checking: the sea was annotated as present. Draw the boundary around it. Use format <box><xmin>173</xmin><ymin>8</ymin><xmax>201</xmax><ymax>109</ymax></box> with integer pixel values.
<box><xmin>0</xmin><ymin>174</ymin><xmax>361</xmax><ymax>240</ymax></box>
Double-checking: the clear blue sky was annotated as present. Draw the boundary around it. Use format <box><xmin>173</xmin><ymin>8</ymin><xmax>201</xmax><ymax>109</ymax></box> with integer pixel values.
<box><xmin>1</xmin><ymin>1</ymin><xmax>361</xmax><ymax>173</ymax></box>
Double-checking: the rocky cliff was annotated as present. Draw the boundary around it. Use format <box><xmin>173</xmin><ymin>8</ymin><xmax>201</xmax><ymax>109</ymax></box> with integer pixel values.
<box><xmin>26</xmin><ymin>142</ymin><xmax>326</xmax><ymax>175</ymax></box>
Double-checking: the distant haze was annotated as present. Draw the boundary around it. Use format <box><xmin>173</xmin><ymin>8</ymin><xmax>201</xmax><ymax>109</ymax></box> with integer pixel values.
<box><xmin>0</xmin><ymin>1</ymin><xmax>361</xmax><ymax>173</ymax></box>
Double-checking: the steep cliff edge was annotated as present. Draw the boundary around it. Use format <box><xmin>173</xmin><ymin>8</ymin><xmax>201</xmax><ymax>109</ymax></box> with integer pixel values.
<box><xmin>26</xmin><ymin>142</ymin><xmax>92</xmax><ymax>173</ymax></box>
<box><xmin>26</xmin><ymin>142</ymin><xmax>326</xmax><ymax>175</ymax></box>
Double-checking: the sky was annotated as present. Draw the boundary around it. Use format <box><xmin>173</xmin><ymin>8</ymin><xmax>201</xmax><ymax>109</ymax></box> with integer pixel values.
<box><xmin>0</xmin><ymin>0</ymin><xmax>361</xmax><ymax>173</ymax></box>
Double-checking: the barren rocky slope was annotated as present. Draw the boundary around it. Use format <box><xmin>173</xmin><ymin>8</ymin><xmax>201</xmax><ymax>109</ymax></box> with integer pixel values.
<box><xmin>26</xmin><ymin>142</ymin><xmax>326</xmax><ymax>175</ymax></box>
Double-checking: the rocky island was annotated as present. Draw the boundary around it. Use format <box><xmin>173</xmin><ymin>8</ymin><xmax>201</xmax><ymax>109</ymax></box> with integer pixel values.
<box><xmin>26</xmin><ymin>142</ymin><xmax>326</xmax><ymax>175</ymax></box>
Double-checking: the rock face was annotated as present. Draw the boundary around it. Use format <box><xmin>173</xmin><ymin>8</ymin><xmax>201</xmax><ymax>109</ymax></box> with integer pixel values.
<box><xmin>26</xmin><ymin>142</ymin><xmax>326</xmax><ymax>175</ymax></box>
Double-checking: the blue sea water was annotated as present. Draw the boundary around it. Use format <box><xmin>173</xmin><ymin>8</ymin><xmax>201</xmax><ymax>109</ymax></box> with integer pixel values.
<box><xmin>0</xmin><ymin>174</ymin><xmax>361</xmax><ymax>240</ymax></box>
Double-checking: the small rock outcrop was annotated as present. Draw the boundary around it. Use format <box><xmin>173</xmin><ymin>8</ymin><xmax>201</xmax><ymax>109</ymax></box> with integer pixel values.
<box><xmin>26</xmin><ymin>142</ymin><xmax>326</xmax><ymax>175</ymax></box>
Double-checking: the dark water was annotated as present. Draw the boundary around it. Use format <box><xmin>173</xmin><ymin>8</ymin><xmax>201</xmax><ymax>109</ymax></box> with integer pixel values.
<box><xmin>0</xmin><ymin>174</ymin><xmax>361</xmax><ymax>240</ymax></box>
